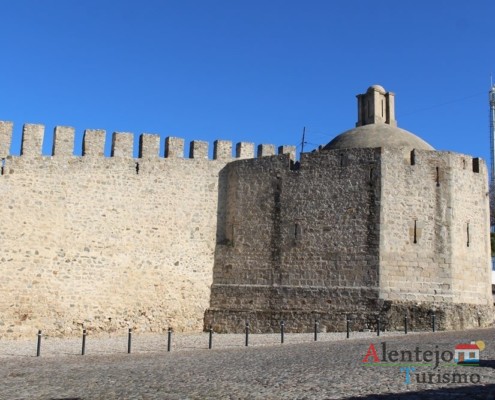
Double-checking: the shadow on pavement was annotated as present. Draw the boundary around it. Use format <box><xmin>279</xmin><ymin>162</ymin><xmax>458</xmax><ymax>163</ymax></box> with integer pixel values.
<box><xmin>480</xmin><ymin>360</ymin><xmax>495</xmax><ymax>369</ymax></box>
<box><xmin>344</xmin><ymin>383</ymin><xmax>495</xmax><ymax>400</ymax></box>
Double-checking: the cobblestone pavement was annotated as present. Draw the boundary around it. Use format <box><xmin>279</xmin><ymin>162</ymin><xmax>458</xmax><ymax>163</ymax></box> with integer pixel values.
<box><xmin>1</xmin><ymin>328</ymin><xmax>495</xmax><ymax>399</ymax></box>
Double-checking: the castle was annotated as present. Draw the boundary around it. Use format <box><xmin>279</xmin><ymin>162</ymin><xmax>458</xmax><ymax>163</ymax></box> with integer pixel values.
<box><xmin>0</xmin><ymin>85</ymin><xmax>492</xmax><ymax>338</ymax></box>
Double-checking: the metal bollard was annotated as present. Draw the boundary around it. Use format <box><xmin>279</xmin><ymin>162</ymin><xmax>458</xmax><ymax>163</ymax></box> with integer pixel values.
<box><xmin>314</xmin><ymin>320</ymin><xmax>318</xmax><ymax>342</ymax></box>
<box><xmin>245</xmin><ymin>321</ymin><xmax>249</xmax><ymax>347</ymax></box>
<box><xmin>432</xmin><ymin>313</ymin><xmax>436</xmax><ymax>332</ymax></box>
<box><xmin>280</xmin><ymin>320</ymin><xmax>284</xmax><ymax>344</ymax></box>
<box><xmin>82</xmin><ymin>329</ymin><xmax>87</xmax><ymax>355</ymax></box>
<box><xmin>167</xmin><ymin>327</ymin><xmax>172</xmax><ymax>352</ymax></box>
<box><xmin>127</xmin><ymin>328</ymin><xmax>132</xmax><ymax>354</ymax></box>
<box><xmin>208</xmin><ymin>325</ymin><xmax>213</xmax><ymax>350</ymax></box>
<box><xmin>36</xmin><ymin>330</ymin><xmax>42</xmax><ymax>357</ymax></box>
<box><xmin>377</xmin><ymin>316</ymin><xmax>381</xmax><ymax>337</ymax></box>
<box><xmin>346</xmin><ymin>315</ymin><xmax>350</xmax><ymax>339</ymax></box>
<box><xmin>404</xmin><ymin>315</ymin><xmax>408</xmax><ymax>335</ymax></box>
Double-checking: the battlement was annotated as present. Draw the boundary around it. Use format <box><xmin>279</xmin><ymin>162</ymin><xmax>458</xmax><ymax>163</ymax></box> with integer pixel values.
<box><xmin>0</xmin><ymin>121</ymin><xmax>296</xmax><ymax>162</ymax></box>
<box><xmin>0</xmin><ymin>120</ymin><xmax>296</xmax><ymax>340</ymax></box>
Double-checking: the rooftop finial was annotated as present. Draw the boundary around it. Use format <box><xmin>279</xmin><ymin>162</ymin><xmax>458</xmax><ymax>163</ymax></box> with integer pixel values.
<box><xmin>356</xmin><ymin>85</ymin><xmax>397</xmax><ymax>127</ymax></box>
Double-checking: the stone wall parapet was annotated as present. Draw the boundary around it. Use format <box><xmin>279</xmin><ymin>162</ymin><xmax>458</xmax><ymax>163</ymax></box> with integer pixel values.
<box><xmin>0</xmin><ymin>121</ymin><xmax>295</xmax><ymax>162</ymax></box>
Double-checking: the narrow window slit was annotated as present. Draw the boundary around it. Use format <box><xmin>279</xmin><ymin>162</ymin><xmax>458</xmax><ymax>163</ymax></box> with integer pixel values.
<box><xmin>135</xmin><ymin>162</ymin><xmax>140</xmax><ymax>175</ymax></box>
<box><xmin>436</xmin><ymin>167</ymin><xmax>440</xmax><ymax>187</ymax></box>
<box><xmin>413</xmin><ymin>220</ymin><xmax>417</xmax><ymax>244</ymax></box>
<box><xmin>467</xmin><ymin>223</ymin><xmax>470</xmax><ymax>247</ymax></box>
<box><xmin>410</xmin><ymin>150</ymin><xmax>415</xmax><ymax>166</ymax></box>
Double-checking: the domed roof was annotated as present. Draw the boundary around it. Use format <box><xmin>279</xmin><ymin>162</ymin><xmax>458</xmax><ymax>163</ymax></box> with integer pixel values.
<box><xmin>369</xmin><ymin>84</ymin><xmax>386</xmax><ymax>93</ymax></box>
<box><xmin>323</xmin><ymin>123</ymin><xmax>434</xmax><ymax>151</ymax></box>
<box><xmin>323</xmin><ymin>85</ymin><xmax>434</xmax><ymax>151</ymax></box>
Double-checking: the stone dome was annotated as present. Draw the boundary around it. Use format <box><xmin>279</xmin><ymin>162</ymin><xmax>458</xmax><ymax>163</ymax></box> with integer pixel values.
<box><xmin>323</xmin><ymin>123</ymin><xmax>434</xmax><ymax>151</ymax></box>
<box><xmin>369</xmin><ymin>84</ymin><xmax>386</xmax><ymax>93</ymax></box>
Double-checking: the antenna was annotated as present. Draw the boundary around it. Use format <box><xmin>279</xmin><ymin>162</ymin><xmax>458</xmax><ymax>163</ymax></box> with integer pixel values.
<box><xmin>300</xmin><ymin>126</ymin><xmax>306</xmax><ymax>158</ymax></box>
<box><xmin>490</xmin><ymin>81</ymin><xmax>495</xmax><ymax>187</ymax></box>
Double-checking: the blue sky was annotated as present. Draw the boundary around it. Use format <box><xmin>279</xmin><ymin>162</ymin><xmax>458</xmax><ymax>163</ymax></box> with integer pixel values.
<box><xmin>1</xmin><ymin>0</ymin><xmax>494</xmax><ymax>161</ymax></box>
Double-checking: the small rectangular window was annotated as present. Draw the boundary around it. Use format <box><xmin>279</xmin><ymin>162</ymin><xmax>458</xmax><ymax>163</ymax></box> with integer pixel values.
<box><xmin>473</xmin><ymin>158</ymin><xmax>480</xmax><ymax>173</ymax></box>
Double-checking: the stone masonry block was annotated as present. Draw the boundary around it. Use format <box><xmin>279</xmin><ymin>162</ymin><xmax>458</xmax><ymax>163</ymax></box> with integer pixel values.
<box><xmin>139</xmin><ymin>133</ymin><xmax>161</xmax><ymax>158</ymax></box>
<box><xmin>213</xmin><ymin>140</ymin><xmax>232</xmax><ymax>161</ymax></box>
<box><xmin>0</xmin><ymin>121</ymin><xmax>13</xmax><ymax>158</ymax></box>
<box><xmin>190</xmin><ymin>140</ymin><xmax>209</xmax><ymax>159</ymax></box>
<box><xmin>235</xmin><ymin>142</ymin><xmax>254</xmax><ymax>159</ymax></box>
<box><xmin>83</xmin><ymin>129</ymin><xmax>106</xmax><ymax>157</ymax></box>
<box><xmin>165</xmin><ymin>136</ymin><xmax>184</xmax><ymax>158</ymax></box>
<box><xmin>278</xmin><ymin>145</ymin><xmax>296</xmax><ymax>161</ymax></box>
<box><xmin>21</xmin><ymin>124</ymin><xmax>44</xmax><ymax>157</ymax></box>
<box><xmin>53</xmin><ymin>126</ymin><xmax>75</xmax><ymax>156</ymax></box>
<box><xmin>111</xmin><ymin>132</ymin><xmax>134</xmax><ymax>158</ymax></box>
<box><xmin>257</xmin><ymin>144</ymin><xmax>275</xmax><ymax>158</ymax></box>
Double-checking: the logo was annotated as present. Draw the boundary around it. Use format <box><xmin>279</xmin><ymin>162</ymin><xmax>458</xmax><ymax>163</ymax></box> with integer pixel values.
<box><xmin>454</xmin><ymin>340</ymin><xmax>485</xmax><ymax>365</ymax></box>
<box><xmin>361</xmin><ymin>341</ymin><xmax>484</xmax><ymax>385</ymax></box>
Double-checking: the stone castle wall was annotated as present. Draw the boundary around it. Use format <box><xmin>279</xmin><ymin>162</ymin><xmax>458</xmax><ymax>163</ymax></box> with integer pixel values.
<box><xmin>0</xmin><ymin>116</ymin><xmax>492</xmax><ymax>338</ymax></box>
<box><xmin>0</xmin><ymin>120</ymin><xmax>294</xmax><ymax>338</ymax></box>
<box><xmin>449</xmin><ymin>155</ymin><xmax>492</xmax><ymax>305</ymax></box>
<box><xmin>206</xmin><ymin>147</ymin><xmax>493</xmax><ymax>333</ymax></box>
<box><xmin>206</xmin><ymin>148</ymin><xmax>385</xmax><ymax>332</ymax></box>
<box><xmin>379</xmin><ymin>148</ymin><xmax>455</xmax><ymax>303</ymax></box>
<box><xmin>379</xmin><ymin>148</ymin><xmax>491</xmax><ymax>306</ymax></box>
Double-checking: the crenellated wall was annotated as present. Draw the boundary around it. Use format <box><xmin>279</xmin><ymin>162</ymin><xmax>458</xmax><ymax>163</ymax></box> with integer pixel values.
<box><xmin>0</xmin><ymin>121</ymin><xmax>296</xmax><ymax>338</ymax></box>
<box><xmin>1</xmin><ymin>118</ymin><xmax>491</xmax><ymax>338</ymax></box>
<box><xmin>1</xmin><ymin>121</ymin><xmax>298</xmax><ymax>161</ymax></box>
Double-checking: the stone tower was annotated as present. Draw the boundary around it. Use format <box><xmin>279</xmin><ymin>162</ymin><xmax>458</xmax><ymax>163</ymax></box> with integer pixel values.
<box><xmin>204</xmin><ymin>85</ymin><xmax>493</xmax><ymax>333</ymax></box>
<box><xmin>356</xmin><ymin>84</ymin><xmax>396</xmax><ymax>127</ymax></box>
